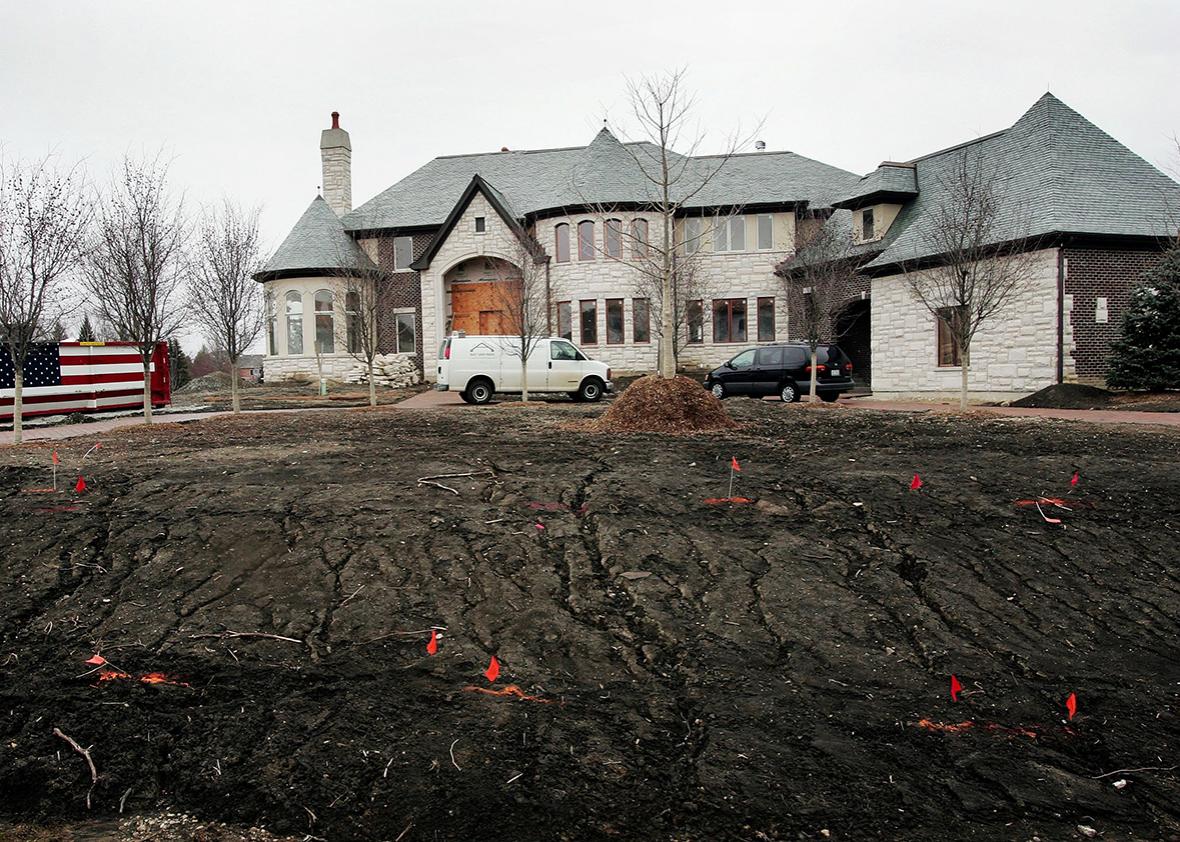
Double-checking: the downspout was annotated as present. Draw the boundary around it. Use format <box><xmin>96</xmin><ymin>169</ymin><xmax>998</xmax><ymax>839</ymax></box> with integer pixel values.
<box><xmin>545</xmin><ymin>259</ymin><xmax>552</xmax><ymax>334</ymax></box>
<box><xmin>1055</xmin><ymin>246</ymin><xmax>1065</xmax><ymax>384</ymax></box>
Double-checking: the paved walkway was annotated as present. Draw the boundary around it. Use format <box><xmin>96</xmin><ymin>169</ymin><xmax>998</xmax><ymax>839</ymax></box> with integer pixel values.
<box><xmin>837</xmin><ymin>396</ymin><xmax>1180</xmax><ymax>427</ymax></box>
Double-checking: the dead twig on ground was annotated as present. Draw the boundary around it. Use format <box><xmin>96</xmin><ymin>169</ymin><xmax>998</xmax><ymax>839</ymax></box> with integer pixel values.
<box><xmin>360</xmin><ymin>626</ymin><xmax>447</xmax><ymax>645</ymax></box>
<box><xmin>1092</xmin><ymin>764</ymin><xmax>1177</xmax><ymax>779</ymax></box>
<box><xmin>189</xmin><ymin>630</ymin><xmax>304</xmax><ymax>644</ymax></box>
<box><xmin>340</xmin><ymin>584</ymin><xmax>365</xmax><ymax>607</ymax></box>
<box><xmin>119</xmin><ymin>787</ymin><xmax>132</xmax><ymax>814</ymax></box>
<box><xmin>449</xmin><ymin>739</ymin><xmax>462</xmax><ymax>771</ymax></box>
<box><xmin>396</xmin><ymin>821</ymin><xmax>415</xmax><ymax>841</ymax></box>
<box><xmin>417</xmin><ymin>478</ymin><xmax>458</xmax><ymax>495</ymax></box>
<box><xmin>53</xmin><ymin>727</ymin><xmax>97</xmax><ymax>809</ymax></box>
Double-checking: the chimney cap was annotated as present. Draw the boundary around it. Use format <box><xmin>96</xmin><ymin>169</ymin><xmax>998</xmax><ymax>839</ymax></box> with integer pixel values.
<box><xmin>500</xmin><ymin>146</ymin><xmax>509</xmax><ymax>152</ymax></box>
<box><xmin>331</xmin><ymin>111</ymin><xmax>340</xmax><ymax>129</ymax></box>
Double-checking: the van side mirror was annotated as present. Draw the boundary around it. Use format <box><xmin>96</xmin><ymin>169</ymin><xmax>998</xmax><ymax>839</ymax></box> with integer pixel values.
<box><xmin>724</xmin><ymin>361</ymin><xmax>734</xmax><ymax>369</ymax></box>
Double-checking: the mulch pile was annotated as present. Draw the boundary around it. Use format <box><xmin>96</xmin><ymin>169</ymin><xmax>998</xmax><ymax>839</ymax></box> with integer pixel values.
<box><xmin>592</xmin><ymin>374</ymin><xmax>738</xmax><ymax>433</ymax></box>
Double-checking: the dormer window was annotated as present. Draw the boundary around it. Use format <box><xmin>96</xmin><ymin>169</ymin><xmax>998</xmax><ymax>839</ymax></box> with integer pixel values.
<box><xmin>862</xmin><ymin>208</ymin><xmax>875</xmax><ymax>241</ymax></box>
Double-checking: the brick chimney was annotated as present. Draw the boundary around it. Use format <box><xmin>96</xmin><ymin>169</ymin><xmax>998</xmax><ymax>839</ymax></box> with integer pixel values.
<box><xmin>320</xmin><ymin>111</ymin><xmax>352</xmax><ymax>216</ymax></box>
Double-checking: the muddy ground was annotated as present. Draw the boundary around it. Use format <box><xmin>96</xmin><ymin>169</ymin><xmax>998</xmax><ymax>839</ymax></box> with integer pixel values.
<box><xmin>1</xmin><ymin>401</ymin><xmax>1178</xmax><ymax>841</ymax></box>
<box><xmin>170</xmin><ymin>378</ymin><xmax>426</xmax><ymax>412</ymax></box>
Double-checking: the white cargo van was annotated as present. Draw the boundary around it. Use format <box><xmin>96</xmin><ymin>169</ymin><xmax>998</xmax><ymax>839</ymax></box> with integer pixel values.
<box><xmin>436</xmin><ymin>334</ymin><xmax>612</xmax><ymax>404</ymax></box>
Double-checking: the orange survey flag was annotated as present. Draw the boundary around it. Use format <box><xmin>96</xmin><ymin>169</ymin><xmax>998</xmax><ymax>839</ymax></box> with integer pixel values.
<box><xmin>731</xmin><ymin>457</ymin><xmax>741</xmax><ymax>473</ymax></box>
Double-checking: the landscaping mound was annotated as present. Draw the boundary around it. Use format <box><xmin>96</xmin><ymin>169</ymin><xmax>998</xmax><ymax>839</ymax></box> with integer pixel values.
<box><xmin>592</xmin><ymin>374</ymin><xmax>738</xmax><ymax>433</ymax></box>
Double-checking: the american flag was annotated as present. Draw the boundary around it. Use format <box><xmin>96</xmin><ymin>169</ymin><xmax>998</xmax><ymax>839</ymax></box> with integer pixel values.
<box><xmin>1</xmin><ymin>342</ymin><xmax>171</xmax><ymax>421</ymax></box>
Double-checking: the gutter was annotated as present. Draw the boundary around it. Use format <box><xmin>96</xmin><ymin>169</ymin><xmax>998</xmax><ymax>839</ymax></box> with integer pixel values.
<box><xmin>1056</xmin><ymin>246</ymin><xmax>1065</xmax><ymax>384</ymax></box>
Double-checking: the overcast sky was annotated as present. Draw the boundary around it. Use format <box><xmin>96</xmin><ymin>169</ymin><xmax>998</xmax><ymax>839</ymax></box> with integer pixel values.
<box><xmin>2</xmin><ymin>0</ymin><xmax>1178</xmax><ymax>348</ymax></box>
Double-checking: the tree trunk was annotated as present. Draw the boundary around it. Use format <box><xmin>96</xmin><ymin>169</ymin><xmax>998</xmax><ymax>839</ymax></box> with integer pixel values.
<box><xmin>230</xmin><ymin>363</ymin><xmax>241</xmax><ymax>414</ymax></box>
<box><xmin>809</xmin><ymin>347</ymin><xmax>819</xmax><ymax>402</ymax></box>
<box><xmin>12</xmin><ymin>370</ymin><xmax>23</xmax><ymax>445</ymax></box>
<box><xmin>959</xmin><ymin>347</ymin><xmax>970</xmax><ymax>412</ymax></box>
<box><xmin>521</xmin><ymin>357</ymin><xmax>529</xmax><ymax>403</ymax></box>
<box><xmin>142</xmin><ymin>359</ymin><xmax>154</xmax><ymax>424</ymax></box>
<box><xmin>368</xmin><ymin>360</ymin><xmax>377</xmax><ymax>407</ymax></box>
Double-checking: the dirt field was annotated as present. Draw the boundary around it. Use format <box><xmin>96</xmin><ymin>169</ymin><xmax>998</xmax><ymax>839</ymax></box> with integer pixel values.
<box><xmin>1</xmin><ymin>401</ymin><xmax>1178</xmax><ymax>841</ymax></box>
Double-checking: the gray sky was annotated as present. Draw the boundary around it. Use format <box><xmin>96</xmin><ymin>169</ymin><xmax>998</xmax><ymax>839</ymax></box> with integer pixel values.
<box><xmin>2</xmin><ymin>0</ymin><xmax>1178</xmax><ymax>349</ymax></box>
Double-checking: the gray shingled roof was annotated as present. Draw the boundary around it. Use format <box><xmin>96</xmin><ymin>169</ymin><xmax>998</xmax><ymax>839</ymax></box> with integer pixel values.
<box><xmin>833</xmin><ymin>163</ymin><xmax>918</xmax><ymax>208</ymax></box>
<box><xmin>342</xmin><ymin>127</ymin><xmax>861</xmax><ymax>232</ymax></box>
<box><xmin>260</xmin><ymin>195</ymin><xmax>376</xmax><ymax>277</ymax></box>
<box><xmin>864</xmin><ymin>93</ymin><xmax>1180</xmax><ymax>269</ymax></box>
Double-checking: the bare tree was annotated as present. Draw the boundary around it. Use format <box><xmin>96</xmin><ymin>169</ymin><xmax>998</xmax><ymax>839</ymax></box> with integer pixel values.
<box><xmin>189</xmin><ymin>201</ymin><xmax>265</xmax><ymax>413</ymax></box>
<box><xmin>776</xmin><ymin>220</ymin><xmax>857</xmax><ymax>401</ymax></box>
<box><xmin>583</xmin><ymin>70</ymin><xmax>760</xmax><ymax>377</ymax></box>
<box><xmin>0</xmin><ymin>155</ymin><xmax>92</xmax><ymax>444</ymax></box>
<box><xmin>902</xmin><ymin>147</ymin><xmax>1040</xmax><ymax>410</ymax></box>
<box><xmin>83</xmin><ymin>154</ymin><xmax>188</xmax><ymax>423</ymax></box>
<box><xmin>488</xmin><ymin>231</ymin><xmax>550</xmax><ymax>402</ymax></box>
<box><xmin>625</xmin><ymin>238</ymin><xmax>712</xmax><ymax>360</ymax></box>
<box><xmin>330</xmin><ymin>250</ymin><xmax>398</xmax><ymax>407</ymax></box>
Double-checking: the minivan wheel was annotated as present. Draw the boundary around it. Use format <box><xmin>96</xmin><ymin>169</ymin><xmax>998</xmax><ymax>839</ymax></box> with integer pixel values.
<box><xmin>578</xmin><ymin>378</ymin><xmax>604</xmax><ymax>402</ymax></box>
<box><xmin>819</xmin><ymin>392</ymin><xmax>839</xmax><ymax>403</ymax></box>
<box><xmin>779</xmin><ymin>382</ymin><xmax>800</xmax><ymax>403</ymax></box>
<box><xmin>710</xmin><ymin>382</ymin><xmax>726</xmax><ymax>400</ymax></box>
<box><xmin>467</xmin><ymin>379</ymin><xmax>494</xmax><ymax>405</ymax></box>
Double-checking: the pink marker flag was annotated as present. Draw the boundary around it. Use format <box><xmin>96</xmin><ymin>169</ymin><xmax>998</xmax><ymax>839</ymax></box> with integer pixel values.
<box><xmin>85</xmin><ymin>654</ymin><xmax>106</xmax><ymax>666</ymax></box>
<box><xmin>52</xmin><ymin>452</ymin><xmax>59</xmax><ymax>465</ymax></box>
<box><xmin>950</xmin><ymin>674</ymin><xmax>962</xmax><ymax>702</ymax></box>
<box><xmin>1070</xmin><ymin>471</ymin><xmax>1080</xmax><ymax>487</ymax></box>
<box><xmin>485</xmin><ymin>655</ymin><xmax>500</xmax><ymax>683</ymax></box>
<box><xmin>426</xmin><ymin>630</ymin><xmax>439</xmax><ymax>656</ymax></box>
<box><xmin>731</xmin><ymin>457</ymin><xmax>741</xmax><ymax>473</ymax></box>
<box><xmin>74</xmin><ymin>476</ymin><xmax>87</xmax><ymax>493</ymax></box>
<box><xmin>1066</xmin><ymin>692</ymin><xmax>1077</xmax><ymax>721</ymax></box>
<box><xmin>910</xmin><ymin>474</ymin><xmax>923</xmax><ymax>491</ymax></box>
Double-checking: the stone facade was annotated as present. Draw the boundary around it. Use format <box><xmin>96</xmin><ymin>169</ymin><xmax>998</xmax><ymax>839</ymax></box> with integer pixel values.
<box><xmin>416</xmin><ymin>206</ymin><xmax>797</xmax><ymax>379</ymax></box>
<box><xmin>1062</xmin><ymin>245</ymin><xmax>1162</xmax><ymax>384</ymax></box>
<box><xmin>260</xmin><ymin>274</ymin><xmax>419</xmax><ymax>383</ymax></box>
<box><xmin>869</xmin><ymin>248</ymin><xmax>1067</xmax><ymax>398</ymax></box>
<box><xmin>320</xmin><ymin>124</ymin><xmax>352</xmax><ymax>217</ymax></box>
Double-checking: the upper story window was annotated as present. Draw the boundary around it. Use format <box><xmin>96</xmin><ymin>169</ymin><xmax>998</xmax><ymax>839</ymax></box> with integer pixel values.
<box><xmin>474</xmin><ymin>216</ymin><xmax>486</xmax><ymax>233</ymax></box>
<box><xmin>604</xmin><ymin>218</ymin><xmax>622</xmax><ymax>259</ymax></box>
<box><xmin>314</xmin><ymin>290</ymin><xmax>335</xmax><ymax>355</ymax></box>
<box><xmin>714</xmin><ymin>216</ymin><xmax>746</xmax><ymax>252</ymax></box>
<box><xmin>394</xmin><ymin>236</ymin><xmax>414</xmax><ymax>270</ymax></box>
<box><xmin>554</xmin><ymin>223</ymin><xmax>570</xmax><ymax>263</ymax></box>
<box><xmin>861</xmin><ymin>208</ymin><xmax>875</xmax><ymax>241</ymax></box>
<box><xmin>577</xmin><ymin>220</ymin><xmax>595</xmax><ymax>260</ymax></box>
<box><xmin>631</xmin><ymin>219</ymin><xmax>648</xmax><ymax>257</ymax></box>
<box><xmin>684</xmin><ymin>218</ymin><xmax>701</xmax><ymax>254</ymax></box>
<box><xmin>285</xmin><ymin>291</ymin><xmax>303</xmax><ymax>356</ymax></box>
<box><xmin>757</xmin><ymin>215</ymin><xmax>773</xmax><ymax>250</ymax></box>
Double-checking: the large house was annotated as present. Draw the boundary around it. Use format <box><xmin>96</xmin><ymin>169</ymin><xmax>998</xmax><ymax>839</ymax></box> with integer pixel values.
<box><xmin>255</xmin><ymin>95</ymin><xmax>1179</xmax><ymax>398</ymax></box>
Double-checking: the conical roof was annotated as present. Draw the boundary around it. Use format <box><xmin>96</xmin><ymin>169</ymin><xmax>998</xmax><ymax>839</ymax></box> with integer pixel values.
<box><xmin>257</xmin><ymin>195</ymin><xmax>376</xmax><ymax>280</ymax></box>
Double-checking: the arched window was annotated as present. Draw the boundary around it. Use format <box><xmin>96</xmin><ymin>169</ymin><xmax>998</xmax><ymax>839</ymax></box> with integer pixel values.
<box><xmin>604</xmin><ymin>218</ymin><xmax>622</xmax><ymax>259</ymax></box>
<box><xmin>577</xmin><ymin>220</ymin><xmax>595</xmax><ymax>260</ymax></box>
<box><xmin>631</xmin><ymin>219</ymin><xmax>648</xmax><ymax>257</ymax></box>
<box><xmin>554</xmin><ymin>223</ymin><xmax>570</xmax><ymax>263</ymax></box>
<box><xmin>345</xmin><ymin>290</ymin><xmax>361</xmax><ymax>354</ymax></box>
<box><xmin>285</xmin><ymin>291</ymin><xmax>303</xmax><ymax>355</ymax></box>
<box><xmin>314</xmin><ymin>290</ymin><xmax>335</xmax><ymax>355</ymax></box>
<box><xmin>266</xmin><ymin>293</ymin><xmax>277</xmax><ymax>356</ymax></box>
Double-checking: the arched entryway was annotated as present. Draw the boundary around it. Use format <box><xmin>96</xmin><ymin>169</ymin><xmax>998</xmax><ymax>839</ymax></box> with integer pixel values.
<box><xmin>834</xmin><ymin>297</ymin><xmax>871</xmax><ymax>387</ymax></box>
<box><xmin>444</xmin><ymin>257</ymin><xmax>522</xmax><ymax>335</ymax></box>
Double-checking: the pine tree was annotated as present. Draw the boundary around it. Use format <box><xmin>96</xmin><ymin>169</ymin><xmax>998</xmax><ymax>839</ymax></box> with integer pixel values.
<box><xmin>1107</xmin><ymin>246</ymin><xmax>1180</xmax><ymax>391</ymax></box>
<box><xmin>78</xmin><ymin>314</ymin><xmax>96</xmax><ymax>342</ymax></box>
<box><xmin>168</xmin><ymin>337</ymin><xmax>192</xmax><ymax>389</ymax></box>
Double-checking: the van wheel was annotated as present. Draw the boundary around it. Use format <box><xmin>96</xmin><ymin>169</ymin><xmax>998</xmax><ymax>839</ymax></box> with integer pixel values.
<box><xmin>578</xmin><ymin>378</ymin><xmax>604</xmax><ymax>402</ymax></box>
<box><xmin>710</xmin><ymin>382</ymin><xmax>726</xmax><ymax>400</ymax></box>
<box><xmin>466</xmin><ymin>378</ymin><xmax>495</xmax><ymax>405</ymax></box>
<box><xmin>568</xmin><ymin>391</ymin><xmax>583</xmax><ymax>402</ymax></box>
<box><xmin>458</xmin><ymin>391</ymin><xmax>475</xmax><ymax>404</ymax></box>
<box><xmin>779</xmin><ymin>382</ymin><xmax>800</xmax><ymax>403</ymax></box>
<box><xmin>819</xmin><ymin>392</ymin><xmax>839</xmax><ymax>403</ymax></box>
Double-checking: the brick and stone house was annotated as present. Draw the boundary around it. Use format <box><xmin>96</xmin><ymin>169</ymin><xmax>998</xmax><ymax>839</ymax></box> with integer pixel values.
<box><xmin>256</xmin><ymin>95</ymin><xmax>1179</xmax><ymax>398</ymax></box>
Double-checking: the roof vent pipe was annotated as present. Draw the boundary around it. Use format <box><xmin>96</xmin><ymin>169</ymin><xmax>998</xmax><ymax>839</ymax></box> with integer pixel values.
<box><xmin>754</xmin><ymin>140</ymin><xmax>766</xmax><ymax>151</ymax></box>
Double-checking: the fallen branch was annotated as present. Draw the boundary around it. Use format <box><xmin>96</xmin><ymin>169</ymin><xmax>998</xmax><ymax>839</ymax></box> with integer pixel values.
<box><xmin>1092</xmin><ymin>764</ymin><xmax>1177</xmax><ymax>779</ymax></box>
<box><xmin>417</xmin><ymin>479</ymin><xmax>458</xmax><ymax>495</ymax></box>
<box><xmin>53</xmin><ymin>727</ymin><xmax>98</xmax><ymax>809</ymax></box>
<box><xmin>189</xmin><ymin>630</ymin><xmax>304</xmax><ymax>645</ymax></box>
<box><xmin>119</xmin><ymin>787</ymin><xmax>132</xmax><ymax>814</ymax></box>
<box><xmin>418</xmin><ymin>470</ymin><xmax>495</xmax><ymax>481</ymax></box>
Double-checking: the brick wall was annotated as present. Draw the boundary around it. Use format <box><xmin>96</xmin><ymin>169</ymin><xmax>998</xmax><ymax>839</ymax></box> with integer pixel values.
<box><xmin>1062</xmin><ymin>246</ymin><xmax>1162</xmax><ymax>384</ymax></box>
<box><xmin>372</xmin><ymin>233</ymin><xmax>432</xmax><ymax>373</ymax></box>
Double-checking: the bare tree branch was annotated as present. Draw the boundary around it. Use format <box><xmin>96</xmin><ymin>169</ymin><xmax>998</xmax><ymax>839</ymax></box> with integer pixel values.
<box><xmin>0</xmin><ymin>154</ymin><xmax>92</xmax><ymax>443</ymax></box>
